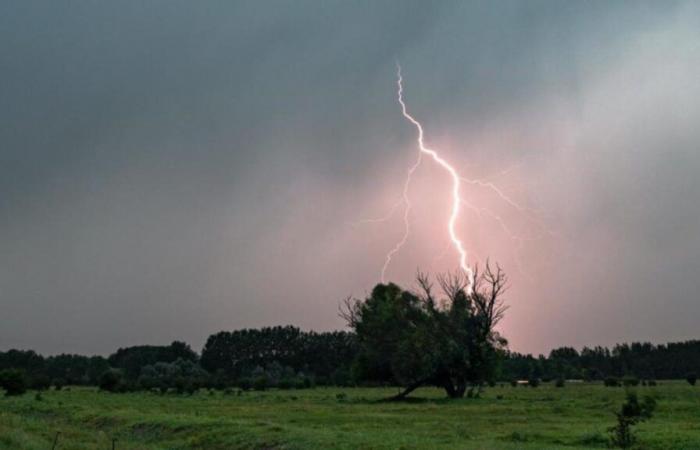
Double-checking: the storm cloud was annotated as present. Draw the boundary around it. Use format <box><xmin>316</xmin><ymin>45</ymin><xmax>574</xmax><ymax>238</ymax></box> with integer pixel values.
<box><xmin>1</xmin><ymin>1</ymin><xmax>699</xmax><ymax>355</ymax></box>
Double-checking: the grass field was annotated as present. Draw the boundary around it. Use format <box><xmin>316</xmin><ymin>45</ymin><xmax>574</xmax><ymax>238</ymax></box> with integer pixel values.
<box><xmin>1</xmin><ymin>382</ymin><xmax>699</xmax><ymax>449</ymax></box>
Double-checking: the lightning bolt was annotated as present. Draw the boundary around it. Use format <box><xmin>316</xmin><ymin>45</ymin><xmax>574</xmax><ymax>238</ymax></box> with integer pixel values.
<box><xmin>381</xmin><ymin>64</ymin><xmax>475</xmax><ymax>292</ymax></box>
<box><xmin>358</xmin><ymin>64</ymin><xmax>554</xmax><ymax>291</ymax></box>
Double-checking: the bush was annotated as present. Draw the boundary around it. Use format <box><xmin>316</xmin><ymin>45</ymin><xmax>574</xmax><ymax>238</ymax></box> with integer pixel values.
<box><xmin>237</xmin><ymin>378</ymin><xmax>252</xmax><ymax>391</ymax></box>
<box><xmin>686</xmin><ymin>372</ymin><xmax>697</xmax><ymax>386</ymax></box>
<box><xmin>647</xmin><ymin>379</ymin><xmax>657</xmax><ymax>387</ymax></box>
<box><xmin>528</xmin><ymin>378</ymin><xmax>540</xmax><ymax>388</ymax></box>
<box><xmin>604</xmin><ymin>377</ymin><xmax>620</xmax><ymax>387</ymax></box>
<box><xmin>0</xmin><ymin>369</ymin><xmax>27</xmax><ymax>396</ymax></box>
<box><xmin>98</xmin><ymin>369</ymin><xmax>124</xmax><ymax>392</ymax></box>
<box><xmin>277</xmin><ymin>378</ymin><xmax>294</xmax><ymax>390</ymax></box>
<box><xmin>608</xmin><ymin>392</ymin><xmax>656</xmax><ymax>448</ymax></box>
<box><xmin>622</xmin><ymin>376</ymin><xmax>640</xmax><ymax>387</ymax></box>
<box><xmin>510</xmin><ymin>379</ymin><xmax>518</xmax><ymax>387</ymax></box>
<box><xmin>301</xmin><ymin>376</ymin><xmax>314</xmax><ymax>389</ymax></box>
<box><xmin>253</xmin><ymin>376</ymin><xmax>268</xmax><ymax>391</ymax></box>
<box><xmin>53</xmin><ymin>378</ymin><xmax>66</xmax><ymax>391</ymax></box>
<box><xmin>30</xmin><ymin>374</ymin><xmax>51</xmax><ymax>391</ymax></box>
<box><xmin>555</xmin><ymin>378</ymin><xmax>565</xmax><ymax>388</ymax></box>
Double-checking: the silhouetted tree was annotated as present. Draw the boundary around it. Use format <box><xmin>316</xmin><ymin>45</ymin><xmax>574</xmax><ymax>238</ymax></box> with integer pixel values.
<box><xmin>342</xmin><ymin>263</ymin><xmax>508</xmax><ymax>399</ymax></box>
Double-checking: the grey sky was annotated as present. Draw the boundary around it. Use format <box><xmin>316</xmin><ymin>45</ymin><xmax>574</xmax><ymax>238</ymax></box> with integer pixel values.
<box><xmin>1</xmin><ymin>1</ymin><xmax>699</xmax><ymax>355</ymax></box>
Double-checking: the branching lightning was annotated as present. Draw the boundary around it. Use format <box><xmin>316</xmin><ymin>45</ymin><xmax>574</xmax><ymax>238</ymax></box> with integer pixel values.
<box><xmin>357</xmin><ymin>63</ymin><xmax>551</xmax><ymax>292</ymax></box>
<box><xmin>381</xmin><ymin>64</ymin><xmax>474</xmax><ymax>291</ymax></box>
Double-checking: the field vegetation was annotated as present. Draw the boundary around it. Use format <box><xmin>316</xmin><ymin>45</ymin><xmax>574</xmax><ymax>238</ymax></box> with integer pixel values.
<box><xmin>2</xmin><ymin>382</ymin><xmax>700</xmax><ymax>449</ymax></box>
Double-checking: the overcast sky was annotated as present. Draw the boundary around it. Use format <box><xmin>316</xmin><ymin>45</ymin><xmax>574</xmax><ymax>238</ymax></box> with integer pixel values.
<box><xmin>2</xmin><ymin>1</ymin><xmax>699</xmax><ymax>356</ymax></box>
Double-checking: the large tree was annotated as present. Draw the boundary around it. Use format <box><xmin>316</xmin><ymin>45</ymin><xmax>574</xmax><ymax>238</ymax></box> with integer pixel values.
<box><xmin>342</xmin><ymin>263</ymin><xmax>508</xmax><ymax>399</ymax></box>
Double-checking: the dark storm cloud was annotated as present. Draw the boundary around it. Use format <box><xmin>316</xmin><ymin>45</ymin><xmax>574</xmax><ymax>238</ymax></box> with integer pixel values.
<box><xmin>1</xmin><ymin>1</ymin><xmax>699</xmax><ymax>355</ymax></box>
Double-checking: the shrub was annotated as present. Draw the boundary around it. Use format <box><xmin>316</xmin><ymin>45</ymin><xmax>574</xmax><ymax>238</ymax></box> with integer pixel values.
<box><xmin>277</xmin><ymin>378</ymin><xmax>294</xmax><ymax>390</ymax></box>
<box><xmin>30</xmin><ymin>375</ymin><xmax>51</xmax><ymax>391</ymax></box>
<box><xmin>604</xmin><ymin>377</ymin><xmax>620</xmax><ymax>387</ymax></box>
<box><xmin>301</xmin><ymin>376</ymin><xmax>314</xmax><ymax>389</ymax></box>
<box><xmin>0</xmin><ymin>369</ymin><xmax>27</xmax><ymax>396</ymax></box>
<box><xmin>622</xmin><ymin>376</ymin><xmax>639</xmax><ymax>387</ymax></box>
<box><xmin>577</xmin><ymin>431</ymin><xmax>607</xmax><ymax>446</ymax></box>
<box><xmin>336</xmin><ymin>392</ymin><xmax>347</xmax><ymax>402</ymax></box>
<box><xmin>608</xmin><ymin>392</ymin><xmax>656</xmax><ymax>448</ymax></box>
<box><xmin>253</xmin><ymin>376</ymin><xmax>268</xmax><ymax>391</ymax></box>
<box><xmin>528</xmin><ymin>378</ymin><xmax>540</xmax><ymax>388</ymax></box>
<box><xmin>53</xmin><ymin>378</ymin><xmax>66</xmax><ymax>391</ymax></box>
<box><xmin>647</xmin><ymin>379</ymin><xmax>657</xmax><ymax>387</ymax></box>
<box><xmin>98</xmin><ymin>369</ymin><xmax>124</xmax><ymax>392</ymax></box>
<box><xmin>555</xmin><ymin>378</ymin><xmax>565</xmax><ymax>388</ymax></box>
<box><xmin>686</xmin><ymin>372</ymin><xmax>697</xmax><ymax>386</ymax></box>
<box><xmin>237</xmin><ymin>378</ymin><xmax>252</xmax><ymax>391</ymax></box>
<box><xmin>510</xmin><ymin>379</ymin><xmax>518</xmax><ymax>387</ymax></box>
<box><xmin>137</xmin><ymin>373</ymin><xmax>158</xmax><ymax>391</ymax></box>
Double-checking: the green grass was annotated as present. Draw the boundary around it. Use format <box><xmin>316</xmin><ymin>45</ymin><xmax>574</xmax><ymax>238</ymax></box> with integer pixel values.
<box><xmin>2</xmin><ymin>382</ymin><xmax>699</xmax><ymax>449</ymax></box>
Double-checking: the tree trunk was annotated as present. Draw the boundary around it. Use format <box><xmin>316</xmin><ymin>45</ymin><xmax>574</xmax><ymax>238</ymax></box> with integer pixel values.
<box><xmin>386</xmin><ymin>378</ymin><xmax>428</xmax><ymax>401</ymax></box>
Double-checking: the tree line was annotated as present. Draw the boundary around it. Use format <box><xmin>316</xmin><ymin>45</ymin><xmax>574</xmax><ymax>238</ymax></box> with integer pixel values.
<box><xmin>2</xmin><ymin>266</ymin><xmax>700</xmax><ymax>397</ymax></box>
<box><xmin>503</xmin><ymin>341</ymin><xmax>700</xmax><ymax>382</ymax></box>
<box><xmin>2</xmin><ymin>332</ymin><xmax>700</xmax><ymax>396</ymax></box>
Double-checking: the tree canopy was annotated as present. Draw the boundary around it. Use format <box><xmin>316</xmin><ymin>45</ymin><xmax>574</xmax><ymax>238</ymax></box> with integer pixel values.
<box><xmin>342</xmin><ymin>264</ymin><xmax>508</xmax><ymax>399</ymax></box>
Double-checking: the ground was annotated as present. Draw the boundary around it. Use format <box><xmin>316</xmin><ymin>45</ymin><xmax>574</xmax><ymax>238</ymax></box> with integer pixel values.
<box><xmin>1</xmin><ymin>382</ymin><xmax>699</xmax><ymax>449</ymax></box>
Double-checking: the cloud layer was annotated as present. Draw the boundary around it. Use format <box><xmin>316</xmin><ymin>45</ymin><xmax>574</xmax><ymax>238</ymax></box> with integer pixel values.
<box><xmin>1</xmin><ymin>1</ymin><xmax>699</xmax><ymax>354</ymax></box>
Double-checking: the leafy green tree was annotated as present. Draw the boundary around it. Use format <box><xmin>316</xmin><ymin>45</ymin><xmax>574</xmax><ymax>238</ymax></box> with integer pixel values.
<box><xmin>342</xmin><ymin>263</ymin><xmax>508</xmax><ymax>399</ymax></box>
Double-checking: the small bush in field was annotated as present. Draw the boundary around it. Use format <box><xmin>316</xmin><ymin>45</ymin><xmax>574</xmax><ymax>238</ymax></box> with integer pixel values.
<box><xmin>608</xmin><ymin>392</ymin><xmax>656</xmax><ymax>448</ymax></box>
<box><xmin>53</xmin><ymin>378</ymin><xmax>66</xmax><ymax>391</ymax></box>
<box><xmin>555</xmin><ymin>378</ymin><xmax>565</xmax><ymax>388</ymax></box>
<box><xmin>686</xmin><ymin>373</ymin><xmax>697</xmax><ymax>386</ymax></box>
<box><xmin>528</xmin><ymin>378</ymin><xmax>540</xmax><ymax>388</ymax></box>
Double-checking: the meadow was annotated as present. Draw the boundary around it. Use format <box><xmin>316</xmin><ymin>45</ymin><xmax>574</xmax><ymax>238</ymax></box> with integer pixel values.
<box><xmin>2</xmin><ymin>382</ymin><xmax>699</xmax><ymax>449</ymax></box>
